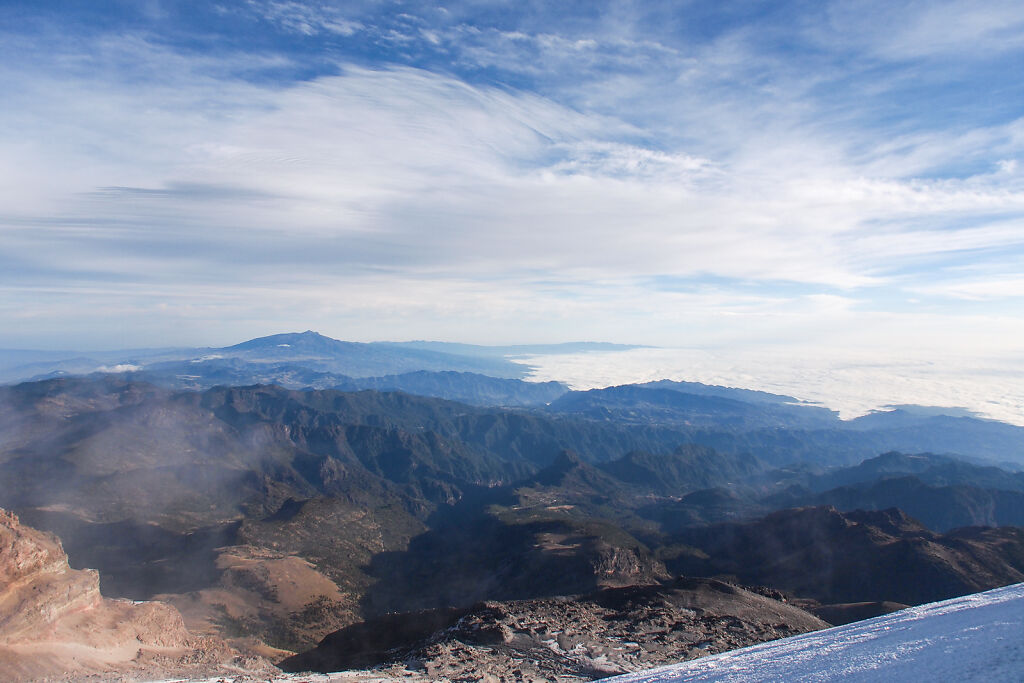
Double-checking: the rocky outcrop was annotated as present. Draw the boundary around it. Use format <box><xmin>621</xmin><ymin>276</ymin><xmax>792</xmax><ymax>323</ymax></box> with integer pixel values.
<box><xmin>668</xmin><ymin>506</ymin><xmax>1024</xmax><ymax>605</ymax></box>
<box><xmin>281</xmin><ymin>577</ymin><xmax>828</xmax><ymax>681</ymax></box>
<box><xmin>0</xmin><ymin>509</ymin><xmax>274</xmax><ymax>681</ymax></box>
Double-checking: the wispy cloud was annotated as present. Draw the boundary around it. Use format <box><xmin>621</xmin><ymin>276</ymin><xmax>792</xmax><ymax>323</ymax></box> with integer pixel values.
<box><xmin>248</xmin><ymin>0</ymin><xmax>364</xmax><ymax>37</ymax></box>
<box><xmin>0</xmin><ymin>1</ymin><xmax>1022</xmax><ymax>367</ymax></box>
<box><xmin>817</xmin><ymin>0</ymin><xmax>1024</xmax><ymax>60</ymax></box>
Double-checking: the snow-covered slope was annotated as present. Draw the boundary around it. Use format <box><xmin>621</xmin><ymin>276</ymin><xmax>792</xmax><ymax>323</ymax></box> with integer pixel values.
<box><xmin>609</xmin><ymin>583</ymin><xmax>1024</xmax><ymax>682</ymax></box>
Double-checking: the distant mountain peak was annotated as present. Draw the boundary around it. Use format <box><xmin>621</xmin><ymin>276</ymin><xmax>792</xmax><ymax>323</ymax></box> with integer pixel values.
<box><xmin>551</xmin><ymin>449</ymin><xmax>585</xmax><ymax>468</ymax></box>
<box><xmin>527</xmin><ymin>449</ymin><xmax>609</xmax><ymax>489</ymax></box>
<box><xmin>222</xmin><ymin>331</ymin><xmax>357</xmax><ymax>354</ymax></box>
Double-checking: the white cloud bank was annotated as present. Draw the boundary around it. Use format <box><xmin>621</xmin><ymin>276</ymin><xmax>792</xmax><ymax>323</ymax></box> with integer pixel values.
<box><xmin>519</xmin><ymin>345</ymin><xmax>1024</xmax><ymax>427</ymax></box>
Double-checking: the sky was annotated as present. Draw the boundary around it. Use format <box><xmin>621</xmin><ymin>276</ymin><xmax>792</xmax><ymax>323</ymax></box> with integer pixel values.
<box><xmin>1</xmin><ymin>1</ymin><xmax>1024</xmax><ymax>359</ymax></box>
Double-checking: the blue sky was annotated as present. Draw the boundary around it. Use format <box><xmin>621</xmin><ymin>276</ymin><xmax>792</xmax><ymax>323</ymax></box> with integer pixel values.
<box><xmin>1</xmin><ymin>0</ymin><xmax>1023</xmax><ymax>355</ymax></box>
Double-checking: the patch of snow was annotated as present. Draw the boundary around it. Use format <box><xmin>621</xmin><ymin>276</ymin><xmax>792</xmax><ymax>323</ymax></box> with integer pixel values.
<box><xmin>608</xmin><ymin>583</ymin><xmax>1024</xmax><ymax>682</ymax></box>
<box><xmin>96</xmin><ymin>363</ymin><xmax>141</xmax><ymax>372</ymax></box>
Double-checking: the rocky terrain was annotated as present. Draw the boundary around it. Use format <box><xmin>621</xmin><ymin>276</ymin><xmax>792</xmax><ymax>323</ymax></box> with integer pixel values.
<box><xmin>763</xmin><ymin>451</ymin><xmax>1024</xmax><ymax>531</ymax></box>
<box><xmin>3</xmin><ymin>372</ymin><xmax>1024</xmax><ymax>668</ymax></box>
<box><xmin>0</xmin><ymin>509</ymin><xmax>274</xmax><ymax>681</ymax></box>
<box><xmin>281</xmin><ymin>578</ymin><xmax>828</xmax><ymax>681</ymax></box>
<box><xmin>668</xmin><ymin>506</ymin><xmax>1024</xmax><ymax>605</ymax></box>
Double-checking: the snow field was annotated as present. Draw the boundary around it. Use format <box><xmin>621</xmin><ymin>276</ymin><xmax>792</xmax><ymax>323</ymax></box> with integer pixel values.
<box><xmin>607</xmin><ymin>582</ymin><xmax>1024</xmax><ymax>682</ymax></box>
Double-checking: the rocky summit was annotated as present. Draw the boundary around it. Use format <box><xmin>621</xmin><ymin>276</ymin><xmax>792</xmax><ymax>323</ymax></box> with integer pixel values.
<box><xmin>281</xmin><ymin>577</ymin><xmax>827</xmax><ymax>681</ymax></box>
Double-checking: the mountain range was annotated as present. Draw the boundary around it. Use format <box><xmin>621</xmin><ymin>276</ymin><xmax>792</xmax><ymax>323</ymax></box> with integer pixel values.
<box><xmin>0</xmin><ymin>331</ymin><xmax>639</xmax><ymax>384</ymax></box>
<box><xmin>1</xmin><ymin>331</ymin><xmax>1023</xmax><ymax>680</ymax></box>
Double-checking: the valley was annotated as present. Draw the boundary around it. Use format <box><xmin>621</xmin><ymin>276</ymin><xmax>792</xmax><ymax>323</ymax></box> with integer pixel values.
<box><xmin>1</xmin><ymin>333</ymin><xmax>1023</xmax><ymax>680</ymax></box>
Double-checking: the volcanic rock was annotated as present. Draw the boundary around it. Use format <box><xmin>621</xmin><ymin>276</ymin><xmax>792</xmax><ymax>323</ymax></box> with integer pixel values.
<box><xmin>281</xmin><ymin>577</ymin><xmax>828</xmax><ymax>681</ymax></box>
<box><xmin>0</xmin><ymin>508</ymin><xmax>274</xmax><ymax>681</ymax></box>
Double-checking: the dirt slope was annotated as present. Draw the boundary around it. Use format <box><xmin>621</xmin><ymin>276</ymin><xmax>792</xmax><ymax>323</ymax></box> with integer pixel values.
<box><xmin>0</xmin><ymin>508</ymin><xmax>274</xmax><ymax>681</ymax></box>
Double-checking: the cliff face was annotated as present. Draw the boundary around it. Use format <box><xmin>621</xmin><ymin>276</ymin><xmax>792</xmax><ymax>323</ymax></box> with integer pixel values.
<box><xmin>0</xmin><ymin>508</ymin><xmax>272</xmax><ymax>681</ymax></box>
